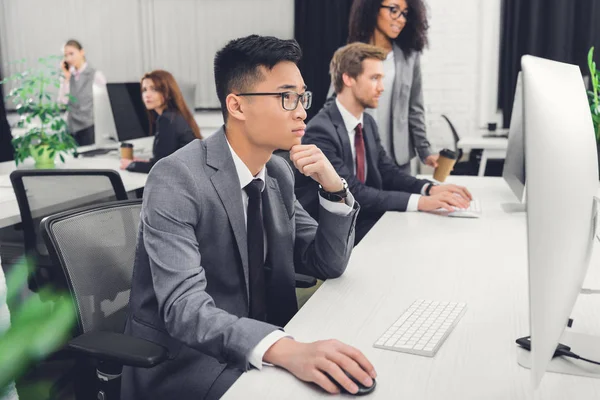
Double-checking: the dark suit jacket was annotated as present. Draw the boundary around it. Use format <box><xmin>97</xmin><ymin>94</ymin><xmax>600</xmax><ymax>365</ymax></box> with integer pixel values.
<box><xmin>127</xmin><ymin>109</ymin><xmax>197</xmax><ymax>173</ymax></box>
<box><xmin>295</xmin><ymin>101</ymin><xmax>431</xmax><ymax>220</ymax></box>
<box><xmin>121</xmin><ymin>128</ymin><xmax>358</xmax><ymax>399</ymax></box>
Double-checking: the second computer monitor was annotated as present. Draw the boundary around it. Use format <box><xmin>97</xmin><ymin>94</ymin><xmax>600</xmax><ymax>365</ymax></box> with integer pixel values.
<box><xmin>106</xmin><ymin>83</ymin><xmax>150</xmax><ymax>142</ymax></box>
<box><xmin>502</xmin><ymin>73</ymin><xmax>526</xmax><ymax>203</ymax></box>
<box><xmin>523</xmin><ymin>55</ymin><xmax>598</xmax><ymax>388</ymax></box>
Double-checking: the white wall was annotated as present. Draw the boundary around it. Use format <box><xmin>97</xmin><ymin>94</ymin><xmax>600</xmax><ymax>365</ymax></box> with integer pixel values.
<box><xmin>421</xmin><ymin>0</ymin><xmax>502</xmax><ymax>151</ymax></box>
<box><xmin>0</xmin><ymin>0</ymin><xmax>294</xmax><ymax>109</ymax></box>
<box><xmin>1</xmin><ymin>0</ymin><xmax>502</xmax><ymax>151</ymax></box>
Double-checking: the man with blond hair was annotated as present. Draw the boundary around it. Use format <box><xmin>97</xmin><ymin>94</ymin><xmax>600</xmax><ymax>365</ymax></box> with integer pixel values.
<box><xmin>295</xmin><ymin>42</ymin><xmax>472</xmax><ymax>244</ymax></box>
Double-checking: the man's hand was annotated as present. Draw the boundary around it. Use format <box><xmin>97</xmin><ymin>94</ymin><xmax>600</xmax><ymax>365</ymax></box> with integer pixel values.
<box><xmin>418</xmin><ymin>191</ymin><xmax>470</xmax><ymax>212</ymax></box>
<box><xmin>264</xmin><ymin>337</ymin><xmax>377</xmax><ymax>395</ymax></box>
<box><xmin>429</xmin><ymin>184</ymin><xmax>472</xmax><ymax>201</ymax></box>
<box><xmin>424</xmin><ymin>154</ymin><xmax>439</xmax><ymax>168</ymax></box>
<box><xmin>290</xmin><ymin>144</ymin><xmax>343</xmax><ymax>192</ymax></box>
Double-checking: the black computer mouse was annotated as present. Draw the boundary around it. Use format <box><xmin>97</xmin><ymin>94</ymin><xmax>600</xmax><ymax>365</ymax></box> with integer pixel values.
<box><xmin>325</xmin><ymin>370</ymin><xmax>377</xmax><ymax>396</ymax></box>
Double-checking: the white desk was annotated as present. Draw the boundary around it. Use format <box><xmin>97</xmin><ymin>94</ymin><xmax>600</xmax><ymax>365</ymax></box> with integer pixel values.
<box><xmin>223</xmin><ymin>176</ymin><xmax>600</xmax><ymax>399</ymax></box>
<box><xmin>458</xmin><ymin>135</ymin><xmax>508</xmax><ymax>177</ymax></box>
<box><xmin>0</xmin><ymin>146</ymin><xmax>150</xmax><ymax>229</ymax></box>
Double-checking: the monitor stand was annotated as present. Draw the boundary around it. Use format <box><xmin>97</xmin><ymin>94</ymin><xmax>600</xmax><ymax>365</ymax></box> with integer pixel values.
<box><xmin>501</xmin><ymin>202</ymin><xmax>526</xmax><ymax>213</ymax></box>
<box><xmin>517</xmin><ymin>330</ymin><xmax>600</xmax><ymax>379</ymax></box>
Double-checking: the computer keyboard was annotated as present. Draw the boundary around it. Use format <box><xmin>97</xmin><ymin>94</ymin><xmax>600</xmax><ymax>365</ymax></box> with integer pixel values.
<box><xmin>374</xmin><ymin>299</ymin><xmax>467</xmax><ymax>357</ymax></box>
<box><xmin>75</xmin><ymin>148</ymin><xmax>117</xmax><ymax>157</ymax></box>
<box><xmin>448</xmin><ymin>198</ymin><xmax>482</xmax><ymax>218</ymax></box>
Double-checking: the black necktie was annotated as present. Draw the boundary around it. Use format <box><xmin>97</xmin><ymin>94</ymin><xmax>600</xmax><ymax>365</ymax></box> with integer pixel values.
<box><xmin>244</xmin><ymin>179</ymin><xmax>267</xmax><ymax>321</ymax></box>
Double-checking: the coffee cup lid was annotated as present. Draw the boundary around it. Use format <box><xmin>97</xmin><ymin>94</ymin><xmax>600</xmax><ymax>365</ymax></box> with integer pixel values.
<box><xmin>439</xmin><ymin>148</ymin><xmax>457</xmax><ymax>159</ymax></box>
<box><xmin>121</xmin><ymin>142</ymin><xmax>134</xmax><ymax>148</ymax></box>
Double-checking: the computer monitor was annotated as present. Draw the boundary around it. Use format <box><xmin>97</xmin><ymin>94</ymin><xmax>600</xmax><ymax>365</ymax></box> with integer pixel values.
<box><xmin>92</xmin><ymin>83</ymin><xmax>118</xmax><ymax>146</ymax></box>
<box><xmin>522</xmin><ymin>55</ymin><xmax>599</xmax><ymax>388</ymax></box>
<box><xmin>106</xmin><ymin>83</ymin><xmax>150</xmax><ymax>142</ymax></box>
<box><xmin>502</xmin><ymin>73</ymin><xmax>526</xmax><ymax>204</ymax></box>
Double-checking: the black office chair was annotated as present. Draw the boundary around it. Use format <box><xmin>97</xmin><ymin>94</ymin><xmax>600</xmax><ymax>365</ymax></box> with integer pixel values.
<box><xmin>9</xmin><ymin>169</ymin><xmax>128</xmax><ymax>293</ymax></box>
<box><xmin>440</xmin><ymin>115</ymin><xmax>481</xmax><ymax>176</ymax></box>
<box><xmin>41</xmin><ymin>200</ymin><xmax>167</xmax><ymax>400</ymax></box>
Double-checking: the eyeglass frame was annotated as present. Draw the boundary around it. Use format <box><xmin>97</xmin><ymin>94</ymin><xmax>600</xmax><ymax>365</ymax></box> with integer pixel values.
<box><xmin>234</xmin><ymin>91</ymin><xmax>313</xmax><ymax>111</ymax></box>
<box><xmin>380</xmin><ymin>5</ymin><xmax>409</xmax><ymax>20</ymax></box>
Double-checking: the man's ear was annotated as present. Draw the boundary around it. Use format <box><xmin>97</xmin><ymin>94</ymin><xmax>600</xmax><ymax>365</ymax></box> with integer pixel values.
<box><xmin>342</xmin><ymin>73</ymin><xmax>355</xmax><ymax>88</ymax></box>
<box><xmin>226</xmin><ymin>94</ymin><xmax>246</xmax><ymax>122</ymax></box>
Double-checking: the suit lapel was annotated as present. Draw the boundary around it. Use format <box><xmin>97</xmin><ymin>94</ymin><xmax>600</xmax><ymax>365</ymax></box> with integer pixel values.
<box><xmin>329</xmin><ymin>103</ymin><xmax>355</xmax><ymax>171</ymax></box>
<box><xmin>206</xmin><ymin>129</ymin><xmax>250</xmax><ymax>298</ymax></box>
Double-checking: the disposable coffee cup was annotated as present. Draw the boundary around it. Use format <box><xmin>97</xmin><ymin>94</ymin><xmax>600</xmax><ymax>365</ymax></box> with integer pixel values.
<box><xmin>120</xmin><ymin>142</ymin><xmax>134</xmax><ymax>160</ymax></box>
<box><xmin>433</xmin><ymin>148</ymin><xmax>457</xmax><ymax>182</ymax></box>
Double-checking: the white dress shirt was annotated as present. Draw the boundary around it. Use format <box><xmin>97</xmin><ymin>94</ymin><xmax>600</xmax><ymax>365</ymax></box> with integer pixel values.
<box><xmin>226</xmin><ymin>139</ymin><xmax>355</xmax><ymax>369</ymax></box>
<box><xmin>335</xmin><ymin>99</ymin><xmax>426</xmax><ymax>212</ymax></box>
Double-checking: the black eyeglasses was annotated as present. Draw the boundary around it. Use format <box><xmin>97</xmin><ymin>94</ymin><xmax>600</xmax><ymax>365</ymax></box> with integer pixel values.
<box><xmin>235</xmin><ymin>91</ymin><xmax>313</xmax><ymax>111</ymax></box>
<box><xmin>380</xmin><ymin>5</ymin><xmax>409</xmax><ymax>20</ymax></box>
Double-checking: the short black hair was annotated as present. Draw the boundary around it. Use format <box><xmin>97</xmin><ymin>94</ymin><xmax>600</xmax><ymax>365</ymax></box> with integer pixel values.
<box><xmin>214</xmin><ymin>35</ymin><xmax>302</xmax><ymax>120</ymax></box>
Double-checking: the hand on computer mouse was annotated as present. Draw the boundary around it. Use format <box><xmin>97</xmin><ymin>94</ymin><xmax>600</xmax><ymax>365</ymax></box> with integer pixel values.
<box><xmin>263</xmin><ymin>338</ymin><xmax>376</xmax><ymax>395</ymax></box>
<box><xmin>325</xmin><ymin>370</ymin><xmax>377</xmax><ymax>396</ymax></box>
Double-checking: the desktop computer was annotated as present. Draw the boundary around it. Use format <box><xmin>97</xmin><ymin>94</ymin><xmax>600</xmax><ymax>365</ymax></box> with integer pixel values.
<box><xmin>106</xmin><ymin>82</ymin><xmax>150</xmax><ymax>142</ymax></box>
<box><xmin>502</xmin><ymin>72</ymin><xmax>526</xmax><ymax>211</ymax></box>
<box><xmin>518</xmin><ymin>55</ymin><xmax>599</xmax><ymax>388</ymax></box>
<box><xmin>82</xmin><ymin>82</ymin><xmax>151</xmax><ymax>157</ymax></box>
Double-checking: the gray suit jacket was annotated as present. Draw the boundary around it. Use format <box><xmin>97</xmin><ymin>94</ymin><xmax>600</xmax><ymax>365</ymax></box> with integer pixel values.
<box><xmin>121</xmin><ymin>128</ymin><xmax>358</xmax><ymax>399</ymax></box>
<box><xmin>324</xmin><ymin>44</ymin><xmax>432</xmax><ymax>165</ymax></box>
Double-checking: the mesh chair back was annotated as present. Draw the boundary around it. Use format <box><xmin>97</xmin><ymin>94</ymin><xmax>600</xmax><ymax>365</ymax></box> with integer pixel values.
<box><xmin>10</xmin><ymin>169</ymin><xmax>128</xmax><ymax>261</ymax></box>
<box><xmin>42</xmin><ymin>200</ymin><xmax>141</xmax><ymax>334</ymax></box>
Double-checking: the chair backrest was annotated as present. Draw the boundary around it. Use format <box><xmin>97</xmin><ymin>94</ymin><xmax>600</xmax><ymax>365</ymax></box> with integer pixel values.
<box><xmin>440</xmin><ymin>115</ymin><xmax>463</xmax><ymax>160</ymax></box>
<box><xmin>41</xmin><ymin>200</ymin><xmax>142</xmax><ymax>334</ymax></box>
<box><xmin>178</xmin><ymin>82</ymin><xmax>197</xmax><ymax>112</ymax></box>
<box><xmin>10</xmin><ymin>169</ymin><xmax>128</xmax><ymax>260</ymax></box>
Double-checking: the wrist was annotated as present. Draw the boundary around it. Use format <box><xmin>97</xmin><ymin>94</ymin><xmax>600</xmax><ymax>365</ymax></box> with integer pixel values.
<box><xmin>321</xmin><ymin>179</ymin><xmax>344</xmax><ymax>193</ymax></box>
<box><xmin>427</xmin><ymin>184</ymin><xmax>439</xmax><ymax>196</ymax></box>
<box><xmin>263</xmin><ymin>337</ymin><xmax>296</xmax><ymax>368</ymax></box>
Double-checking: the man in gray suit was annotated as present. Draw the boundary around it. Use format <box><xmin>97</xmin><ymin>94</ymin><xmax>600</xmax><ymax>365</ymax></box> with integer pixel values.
<box><xmin>296</xmin><ymin>43</ymin><xmax>472</xmax><ymax>245</ymax></box>
<box><xmin>121</xmin><ymin>35</ymin><xmax>376</xmax><ymax>399</ymax></box>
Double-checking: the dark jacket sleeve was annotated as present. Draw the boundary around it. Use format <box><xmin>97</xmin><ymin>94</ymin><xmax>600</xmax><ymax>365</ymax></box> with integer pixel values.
<box><xmin>302</xmin><ymin>113</ymin><xmax>419</xmax><ymax>213</ymax></box>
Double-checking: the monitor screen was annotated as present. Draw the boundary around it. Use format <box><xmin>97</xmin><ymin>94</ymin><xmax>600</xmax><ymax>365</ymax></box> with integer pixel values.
<box><xmin>106</xmin><ymin>83</ymin><xmax>150</xmax><ymax>142</ymax></box>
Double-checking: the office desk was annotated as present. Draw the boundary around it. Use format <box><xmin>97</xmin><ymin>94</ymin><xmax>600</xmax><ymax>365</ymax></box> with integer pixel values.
<box><xmin>457</xmin><ymin>136</ymin><xmax>508</xmax><ymax>177</ymax></box>
<box><xmin>0</xmin><ymin>153</ymin><xmax>148</xmax><ymax>229</ymax></box>
<box><xmin>223</xmin><ymin>176</ymin><xmax>600</xmax><ymax>399</ymax></box>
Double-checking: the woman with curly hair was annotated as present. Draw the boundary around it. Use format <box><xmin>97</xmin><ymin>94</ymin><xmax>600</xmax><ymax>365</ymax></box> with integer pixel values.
<box><xmin>326</xmin><ymin>0</ymin><xmax>438</xmax><ymax>175</ymax></box>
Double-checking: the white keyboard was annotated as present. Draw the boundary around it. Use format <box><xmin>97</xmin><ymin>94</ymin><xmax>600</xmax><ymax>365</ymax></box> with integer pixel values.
<box><xmin>448</xmin><ymin>198</ymin><xmax>481</xmax><ymax>218</ymax></box>
<box><xmin>374</xmin><ymin>299</ymin><xmax>467</xmax><ymax>357</ymax></box>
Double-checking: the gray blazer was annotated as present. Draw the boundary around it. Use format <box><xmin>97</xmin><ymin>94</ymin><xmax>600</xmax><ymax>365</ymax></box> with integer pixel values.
<box><xmin>324</xmin><ymin>44</ymin><xmax>432</xmax><ymax>166</ymax></box>
<box><xmin>121</xmin><ymin>128</ymin><xmax>358</xmax><ymax>399</ymax></box>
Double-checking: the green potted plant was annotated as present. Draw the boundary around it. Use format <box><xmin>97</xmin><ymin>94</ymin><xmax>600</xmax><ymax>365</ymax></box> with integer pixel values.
<box><xmin>1</xmin><ymin>56</ymin><xmax>77</xmax><ymax>168</ymax></box>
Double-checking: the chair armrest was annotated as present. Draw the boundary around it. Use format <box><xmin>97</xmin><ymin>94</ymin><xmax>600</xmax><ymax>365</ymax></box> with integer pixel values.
<box><xmin>68</xmin><ymin>331</ymin><xmax>167</xmax><ymax>368</ymax></box>
<box><xmin>294</xmin><ymin>273</ymin><xmax>317</xmax><ymax>289</ymax></box>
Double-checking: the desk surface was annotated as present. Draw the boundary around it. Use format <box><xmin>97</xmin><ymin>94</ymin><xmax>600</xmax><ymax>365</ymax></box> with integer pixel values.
<box><xmin>223</xmin><ymin>176</ymin><xmax>600</xmax><ymax>400</ymax></box>
<box><xmin>458</xmin><ymin>134</ymin><xmax>508</xmax><ymax>151</ymax></box>
<box><xmin>0</xmin><ymin>138</ymin><xmax>152</xmax><ymax>229</ymax></box>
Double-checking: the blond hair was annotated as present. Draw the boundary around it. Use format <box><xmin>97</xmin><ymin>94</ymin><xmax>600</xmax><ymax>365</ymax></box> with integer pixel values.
<box><xmin>329</xmin><ymin>42</ymin><xmax>386</xmax><ymax>94</ymax></box>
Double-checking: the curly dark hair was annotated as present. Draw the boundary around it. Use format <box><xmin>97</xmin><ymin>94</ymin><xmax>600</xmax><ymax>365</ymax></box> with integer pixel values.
<box><xmin>348</xmin><ymin>0</ymin><xmax>429</xmax><ymax>55</ymax></box>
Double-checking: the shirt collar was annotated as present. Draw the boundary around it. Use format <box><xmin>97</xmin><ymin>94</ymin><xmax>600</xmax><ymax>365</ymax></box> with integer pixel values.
<box><xmin>226</xmin><ymin>137</ymin><xmax>266</xmax><ymax>192</ymax></box>
<box><xmin>336</xmin><ymin>98</ymin><xmax>364</xmax><ymax>133</ymax></box>
<box><xmin>70</xmin><ymin>62</ymin><xmax>88</xmax><ymax>76</ymax></box>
